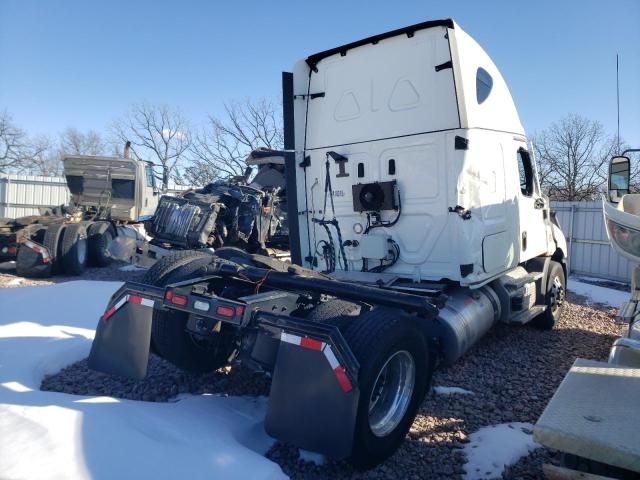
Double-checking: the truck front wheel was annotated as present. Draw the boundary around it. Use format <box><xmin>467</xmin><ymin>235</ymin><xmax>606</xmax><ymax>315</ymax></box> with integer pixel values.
<box><xmin>344</xmin><ymin>308</ymin><xmax>432</xmax><ymax>468</ymax></box>
<box><xmin>143</xmin><ymin>250</ymin><xmax>236</xmax><ymax>373</ymax></box>
<box><xmin>532</xmin><ymin>260</ymin><xmax>566</xmax><ymax>330</ymax></box>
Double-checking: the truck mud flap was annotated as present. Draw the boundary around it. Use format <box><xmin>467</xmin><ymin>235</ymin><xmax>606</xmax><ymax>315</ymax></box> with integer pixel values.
<box><xmin>260</xmin><ymin>315</ymin><xmax>360</xmax><ymax>459</ymax></box>
<box><xmin>88</xmin><ymin>282</ymin><xmax>165</xmax><ymax>379</ymax></box>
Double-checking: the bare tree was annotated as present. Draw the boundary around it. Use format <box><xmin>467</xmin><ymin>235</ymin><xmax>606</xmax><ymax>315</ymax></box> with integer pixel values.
<box><xmin>0</xmin><ymin>110</ymin><xmax>28</xmax><ymax>172</ymax></box>
<box><xmin>21</xmin><ymin>135</ymin><xmax>61</xmax><ymax>176</ymax></box>
<box><xmin>111</xmin><ymin>103</ymin><xmax>192</xmax><ymax>186</ymax></box>
<box><xmin>183</xmin><ymin>98</ymin><xmax>283</xmax><ymax>185</ymax></box>
<box><xmin>531</xmin><ymin>114</ymin><xmax>618</xmax><ymax>200</ymax></box>
<box><xmin>60</xmin><ymin>128</ymin><xmax>106</xmax><ymax>156</ymax></box>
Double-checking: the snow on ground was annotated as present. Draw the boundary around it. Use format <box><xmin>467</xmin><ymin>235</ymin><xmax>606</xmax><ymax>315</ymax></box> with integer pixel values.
<box><xmin>118</xmin><ymin>264</ymin><xmax>149</xmax><ymax>272</ymax></box>
<box><xmin>568</xmin><ymin>277</ymin><xmax>629</xmax><ymax>308</ymax></box>
<box><xmin>0</xmin><ymin>281</ymin><xmax>285</xmax><ymax>480</ymax></box>
<box><xmin>433</xmin><ymin>386</ymin><xmax>475</xmax><ymax>396</ymax></box>
<box><xmin>298</xmin><ymin>449</ymin><xmax>325</xmax><ymax>465</ymax></box>
<box><xmin>463</xmin><ymin>422</ymin><xmax>539</xmax><ymax>480</ymax></box>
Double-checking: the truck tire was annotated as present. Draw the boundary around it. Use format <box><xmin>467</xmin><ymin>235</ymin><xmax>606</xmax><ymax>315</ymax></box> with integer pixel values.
<box><xmin>16</xmin><ymin>243</ymin><xmax>52</xmax><ymax>278</ymax></box>
<box><xmin>144</xmin><ymin>250</ymin><xmax>236</xmax><ymax>373</ymax></box>
<box><xmin>344</xmin><ymin>308</ymin><xmax>432</xmax><ymax>468</ymax></box>
<box><xmin>532</xmin><ymin>260</ymin><xmax>565</xmax><ymax>330</ymax></box>
<box><xmin>60</xmin><ymin>223</ymin><xmax>88</xmax><ymax>276</ymax></box>
<box><xmin>306</xmin><ymin>299</ymin><xmax>361</xmax><ymax>330</ymax></box>
<box><xmin>88</xmin><ymin>221</ymin><xmax>115</xmax><ymax>267</ymax></box>
<box><xmin>43</xmin><ymin>224</ymin><xmax>66</xmax><ymax>274</ymax></box>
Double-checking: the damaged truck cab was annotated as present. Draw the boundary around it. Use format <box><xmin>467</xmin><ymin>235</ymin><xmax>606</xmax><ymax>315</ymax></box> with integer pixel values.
<box><xmin>89</xmin><ymin>19</ymin><xmax>567</xmax><ymax>468</ymax></box>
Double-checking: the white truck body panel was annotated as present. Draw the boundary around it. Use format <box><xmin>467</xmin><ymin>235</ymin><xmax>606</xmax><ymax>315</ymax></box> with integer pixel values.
<box><xmin>292</xmin><ymin>20</ymin><xmax>557</xmax><ymax>286</ymax></box>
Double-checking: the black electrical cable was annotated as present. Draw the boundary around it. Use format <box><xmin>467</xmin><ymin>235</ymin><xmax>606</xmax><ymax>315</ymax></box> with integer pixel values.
<box><xmin>363</xmin><ymin>189</ymin><xmax>402</xmax><ymax>234</ymax></box>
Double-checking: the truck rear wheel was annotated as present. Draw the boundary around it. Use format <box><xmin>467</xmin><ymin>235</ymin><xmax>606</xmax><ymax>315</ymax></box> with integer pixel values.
<box><xmin>144</xmin><ymin>250</ymin><xmax>236</xmax><ymax>373</ymax></box>
<box><xmin>532</xmin><ymin>260</ymin><xmax>565</xmax><ymax>330</ymax></box>
<box><xmin>306</xmin><ymin>299</ymin><xmax>361</xmax><ymax>329</ymax></box>
<box><xmin>43</xmin><ymin>224</ymin><xmax>66</xmax><ymax>274</ymax></box>
<box><xmin>344</xmin><ymin>308</ymin><xmax>432</xmax><ymax>468</ymax></box>
<box><xmin>60</xmin><ymin>223</ymin><xmax>88</xmax><ymax>275</ymax></box>
<box><xmin>88</xmin><ymin>221</ymin><xmax>114</xmax><ymax>267</ymax></box>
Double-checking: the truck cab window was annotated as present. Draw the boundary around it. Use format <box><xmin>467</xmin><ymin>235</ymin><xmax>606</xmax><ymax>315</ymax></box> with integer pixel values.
<box><xmin>476</xmin><ymin>67</ymin><xmax>493</xmax><ymax>104</ymax></box>
<box><xmin>517</xmin><ymin>149</ymin><xmax>534</xmax><ymax>196</ymax></box>
<box><xmin>145</xmin><ymin>165</ymin><xmax>155</xmax><ymax>188</ymax></box>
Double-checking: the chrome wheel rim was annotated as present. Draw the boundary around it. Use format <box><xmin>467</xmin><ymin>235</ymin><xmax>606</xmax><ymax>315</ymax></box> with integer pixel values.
<box><xmin>368</xmin><ymin>350</ymin><xmax>415</xmax><ymax>437</ymax></box>
<box><xmin>549</xmin><ymin>276</ymin><xmax>565</xmax><ymax>314</ymax></box>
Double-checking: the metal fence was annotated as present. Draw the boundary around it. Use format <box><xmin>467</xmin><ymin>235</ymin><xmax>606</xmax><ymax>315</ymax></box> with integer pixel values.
<box><xmin>550</xmin><ymin>200</ymin><xmax>631</xmax><ymax>283</ymax></box>
<box><xmin>0</xmin><ymin>173</ymin><xmax>193</xmax><ymax>219</ymax></box>
<box><xmin>0</xmin><ymin>174</ymin><xmax>70</xmax><ymax>218</ymax></box>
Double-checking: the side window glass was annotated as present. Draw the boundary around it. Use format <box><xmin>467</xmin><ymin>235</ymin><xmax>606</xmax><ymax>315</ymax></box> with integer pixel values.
<box><xmin>517</xmin><ymin>150</ymin><xmax>533</xmax><ymax>196</ymax></box>
<box><xmin>476</xmin><ymin>67</ymin><xmax>493</xmax><ymax>104</ymax></box>
<box><xmin>145</xmin><ymin>165</ymin><xmax>155</xmax><ymax>188</ymax></box>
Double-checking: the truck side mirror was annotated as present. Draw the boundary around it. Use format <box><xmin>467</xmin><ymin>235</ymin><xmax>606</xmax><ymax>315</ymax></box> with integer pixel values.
<box><xmin>609</xmin><ymin>155</ymin><xmax>630</xmax><ymax>203</ymax></box>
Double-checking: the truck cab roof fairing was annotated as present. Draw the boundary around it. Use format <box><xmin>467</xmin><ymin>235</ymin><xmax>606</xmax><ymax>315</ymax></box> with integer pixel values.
<box><xmin>305</xmin><ymin>19</ymin><xmax>455</xmax><ymax>70</ymax></box>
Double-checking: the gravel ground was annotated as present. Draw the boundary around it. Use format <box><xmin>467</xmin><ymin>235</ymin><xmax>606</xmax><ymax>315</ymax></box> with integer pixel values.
<box><xmin>2</xmin><ymin>264</ymin><xmax>625</xmax><ymax>478</ymax></box>
<box><xmin>37</xmin><ymin>289</ymin><xmax>623</xmax><ymax>479</ymax></box>
<box><xmin>0</xmin><ymin>260</ymin><xmax>147</xmax><ymax>287</ymax></box>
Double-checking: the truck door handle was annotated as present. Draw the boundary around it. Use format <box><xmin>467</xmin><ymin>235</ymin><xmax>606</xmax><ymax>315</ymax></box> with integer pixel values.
<box><xmin>534</xmin><ymin>198</ymin><xmax>544</xmax><ymax>209</ymax></box>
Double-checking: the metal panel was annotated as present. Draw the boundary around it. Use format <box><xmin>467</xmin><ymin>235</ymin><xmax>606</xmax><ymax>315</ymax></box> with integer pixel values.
<box><xmin>550</xmin><ymin>200</ymin><xmax>632</xmax><ymax>283</ymax></box>
<box><xmin>0</xmin><ymin>174</ymin><xmax>70</xmax><ymax>218</ymax></box>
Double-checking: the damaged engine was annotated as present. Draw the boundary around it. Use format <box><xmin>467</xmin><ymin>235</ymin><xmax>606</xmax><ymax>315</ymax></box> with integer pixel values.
<box><xmin>147</xmin><ymin>149</ymin><xmax>287</xmax><ymax>253</ymax></box>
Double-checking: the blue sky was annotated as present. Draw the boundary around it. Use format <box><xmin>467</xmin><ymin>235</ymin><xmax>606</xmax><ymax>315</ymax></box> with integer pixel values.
<box><xmin>1</xmin><ymin>0</ymin><xmax>639</xmax><ymax>145</ymax></box>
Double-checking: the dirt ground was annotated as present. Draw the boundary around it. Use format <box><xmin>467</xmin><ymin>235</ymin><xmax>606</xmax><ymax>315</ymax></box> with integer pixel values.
<box><xmin>2</xmin><ymin>261</ymin><xmax>626</xmax><ymax>478</ymax></box>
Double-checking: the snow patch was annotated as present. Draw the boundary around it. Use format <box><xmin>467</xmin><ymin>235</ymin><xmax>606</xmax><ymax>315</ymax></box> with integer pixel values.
<box><xmin>434</xmin><ymin>386</ymin><xmax>475</xmax><ymax>396</ymax></box>
<box><xmin>568</xmin><ymin>277</ymin><xmax>628</xmax><ymax>308</ymax></box>
<box><xmin>0</xmin><ymin>281</ymin><xmax>286</xmax><ymax>480</ymax></box>
<box><xmin>119</xmin><ymin>264</ymin><xmax>149</xmax><ymax>272</ymax></box>
<box><xmin>463</xmin><ymin>422</ymin><xmax>539</xmax><ymax>480</ymax></box>
<box><xmin>299</xmin><ymin>449</ymin><xmax>325</xmax><ymax>465</ymax></box>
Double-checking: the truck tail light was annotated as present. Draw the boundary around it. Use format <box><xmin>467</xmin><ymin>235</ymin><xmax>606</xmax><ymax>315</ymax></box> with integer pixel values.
<box><xmin>165</xmin><ymin>290</ymin><xmax>188</xmax><ymax>306</ymax></box>
<box><xmin>216</xmin><ymin>305</ymin><xmax>235</xmax><ymax>317</ymax></box>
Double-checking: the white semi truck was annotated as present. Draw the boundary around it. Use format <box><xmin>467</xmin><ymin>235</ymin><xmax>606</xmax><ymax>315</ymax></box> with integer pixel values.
<box><xmin>88</xmin><ymin>19</ymin><xmax>568</xmax><ymax>468</ymax></box>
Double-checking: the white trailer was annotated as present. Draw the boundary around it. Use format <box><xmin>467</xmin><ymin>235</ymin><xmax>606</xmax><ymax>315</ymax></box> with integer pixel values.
<box><xmin>88</xmin><ymin>19</ymin><xmax>568</xmax><ymax>468</ymax></box>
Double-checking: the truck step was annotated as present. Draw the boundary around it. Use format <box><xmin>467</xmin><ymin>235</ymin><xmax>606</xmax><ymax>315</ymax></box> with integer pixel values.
<box><xmin>616</xmin><ymin>301</ymin><xmax>638</xmax><ymax>323</ymax></box>
<box><xmin>507</xmin><ymin>305</ymin><xmax>546</xmax><ymax>325</ymax></box>
<box><xmin>504</xmin><ymin>271</ymin><xmax>543</xmax><ymax>290</ymax></box>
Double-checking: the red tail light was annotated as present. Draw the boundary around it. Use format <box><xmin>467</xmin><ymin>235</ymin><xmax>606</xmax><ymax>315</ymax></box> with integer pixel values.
<box><xmin>165</xmin><ymin>289</ymin><xmax>188</xmax><ymax>306</ymax></box>
<box><xmin>171</xmin><ymin>295</ymin><xmax>188</xmax><ymax>306</ymax></box>
<box><xmin>216</xmin><ymin>305</ymin><xmax>235</xmax><ymax>317</ymax></box>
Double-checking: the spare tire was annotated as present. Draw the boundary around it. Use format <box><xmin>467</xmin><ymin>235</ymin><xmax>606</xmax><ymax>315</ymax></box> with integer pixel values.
<box><xmin>144</xmin><ymin>250</ymin><xmax>237</xmax><ymax>373</ymax></box>
<box><xmin>88</xmin><ymin>221</ymin><xmax>115</xmax><ymax>267</ymax></box>
<box><xmin>43</xmin><ymin>224</ymin><xmax>66</xmax><ymax>274</ymax></box>
<box><xmin>60</xmin><ymin>223</ymin><xmax>88</xmax><ymax>275</ymax></box>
